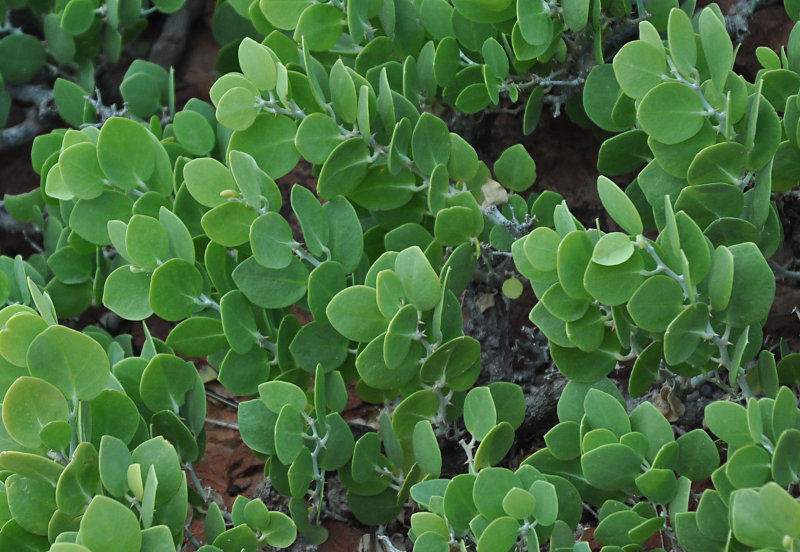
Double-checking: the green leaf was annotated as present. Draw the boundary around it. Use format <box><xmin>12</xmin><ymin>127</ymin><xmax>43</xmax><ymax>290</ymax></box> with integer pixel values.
<box><xmin>434</xmin><ymin>206</ymin><xmax>481</xmax><ymax>246</ymax></box>
<box><xmin>126</xmin><ymin>215</ymin><xmax>169</xmax><ymax>271</ymax></box>
<box><xmin>443</xmin><ymin>474</ymin><xmax>477</xmax><ymax>531</ymax></box>
<box><xmin>695</xmin><ymin>490</ymin><xmax>730</xmax><ymax>542</ymax></box>
<box><xmin>2</xmin><ymin>376</ymin><xmax>69</xmax><ymax>448</ymax></box>
<box><xmin>260</xmin><ymin>0</ymin><xmax>313</xmax><ymax>29</ymax></box>
<box><xmin>228</xmin><ymin>114</ymin><xmax>299</xmax><ymax>179</ymax></box>
<box><xmin>719</xmin><ymin>242</ymin><xmax>775</xmax><ymax>327</ymax></box>
<box><xmin>674</xmin><ymin>429</ymin><xmax>719</xmax><ymax>481</ymax></box>
<box><xmin>725</xmin><ymin>444</ymin><xmax>770</xmax><ymax>488</ymax></box>
<box><xmin>581</xmin><ymin>443</ymin><xmax>642</xmax><ymax>491</ymax></box>
<box><xmin>219</xmin><ymin>348</ymin><xmax>272</xmax><ymax>396</ymax></box>
<box><xmin>250</xmin><ymin>212</ymin><xmax>295</xmax><ymax>269</ymax></box>
<box><xmin>612</xmin><ymin>40</ymin><xmax>667</xmax><ymax>99</ymax></box>
<box><xmin>562</xmin><ymin>0</ymin><xmax>589</xmax><ymax>30</ymax></box>
<box><xmin>597</xmin><ymin>176</ymin><xmax>643</xmax><ymax>234</ymax></box>
<box><xmin>698</xmin><ymin>8</ymin><xmax>733</xmax><ymax>93</ymax></box>
<box><xmin>549</xmin><ymin>333</ymin><xmax>619</xmax><ymax>383</ymax></box>
<box><xmin>584</xmin><ymin>64</ymin><xmax>629</xmax><ymax>132</ymax></box>
<box><xmin>516</xmin><ymin>0</ymin><xmax>551</xmax><ymax>44</ymax></box>
<box><xmin>667</xmin><ymin>8</ymin><xmax>696</xmax><ymax>78</ymax></box>
<box><xmin>294</xmin><ymin>113</ymin><xmax>343</xmax><ymax>165</ymax></box>
<box><xmin>413</xmin><ymin>420</ymin><xmax>441</xmax><ymax>477</ymax></box>
<box><xmin>597</xmin><ymin>129</ymin><xmax>651</xmax><ymax>176</ymax></box>
<box><xmin>327</xmin><ymin>286</ymin><xmax>388</xmax><ymax>342</ymax></box>
<box><xmin>627</xmin><ymin>275</ymin><xmax>684</xmax><ymax>332</ymax></box>
<box><xmin>212</xmin><ymin>524</ymin><xmax>258</xmax><ymax>552</ymax></box>
<box><xmin>103</xmin><ymin>266</ymin><xmax>153</xmax><ymax>321</ymax></box>
<box><xmin>411</xmin><ymin>112</ymin><xmax>451</xmax><ymax>175</ymax></box>
<box><xmin>166</xmin><ymin>317</ymin><xmax>227</xmax><ymax>357</ymax></box>
<box><xmin>262</xmin><ymin>511</ymin><xmax>297</xmax><ymax>548</ymax></box>
<box><xmin>183</xmin><ymin>158</ymin><xmax>235</xmax><ymax>208</ymax></box>
<box><xmin>583</xmin><ymin>252</ymin><xmax>644</xmax><ymax>306</ymax></box>
<box><xmin>663</xmin><ymin>303</ymin><xmax>709</xmax><ymax>366</ymax></box>
<box><xmin>729</xmin><ymin>488</ymin><xmax>785</xmax><ymax>549</ymax></box>
<box><xmin>490</xmin><ymin>491</ymin><xmax>530</xmax><ymax>530</ymax></box>
<box><xmin>392</xmin><ymin>390</ymin><xmax>438</xmax><ymax>438</ymax></box>
<box><xmin>27</xmin><ymin>325</ymin><xmax>109</xmax><ymax>402</ymax></box>
<box><xmin>556</xmin><ymin>230</ymin><xmax>593</xmax><ymax>300</ymax></box>
<box><xmin>5</xmin><ymin>474</ymin><xmax>57</xmax><ymax>535</ymax></box>
<box><xmin>416</xmin><ymin>336</ymin><xmax>478</xmax><ymax>392</ymax></box>
<box><xmin>636</xmin><ymin>468</ymin><xmax>678</xmax><ymax>504</ymax></box>
<box><xmin>238</xmin><ymin>399</ymin><xmax>277</xmax><ymax>455</ymax></box>
<box><xmin>149</xmin><ymin>259</ymin><xmax>202</xmax><ymax>321</ymax></box>
<box><xmin>259</xmin><ymin>380</ymin><xmax>307</xmax><ymax>414</ymax></box>
<box><xmin>637</xmin><ymin>82</ymin><xmax>706</xmax><ymax>144</ymax></box>
<box><xmin>591</xmin><ymin>232</ymin><xmax>634</xmax><ymax>266</ymax></box>
<box><xmin>494</xmin><ymin>144</ymin><xmax>536</xmax><ymax>192</ymax></box>
<box><xmin>0</xmin><ymin>451</ymin><xmax>63</xmax><ymax>485</ymax></box>
<box><xmin>0</xmin><ymin>34</ymin><xmax>46</xmax><ymax>83</ymax></box>
<box><xmin>58</xmin><ymin>143</ymin><xmax>105</xmax><ymax>200</ymax></box>
<box><xmin>464</xmin><ymin>387</ymin><xmax>497</xmax><ymax>441</ymax></box>
<box><xmin>121</xmin><ymin>73</ymin><xmax>161</xmax><ymax>119</ymax></box>
<box><xmin>384</xmin><ymin>304</ymin><xmax>418</xmax><ymax>368</ymax></box>
<box><xmin>524</xmin><ymin>227</ymin><xmax>561</xmax><ymax>273</ymax></box>
<box><xmin>99</xmin><ymin>436</ymin><xmax>132</xmax><ymax>498</ymax></box>
<box><xmin>202</xmin><ymin>202</ymin><xmax>258</xmax><ymax>247</ymax></box>
<box><xmin>772</xmin><ymin>428</ymin><xmax>800</xmax><ymax>487</ymax></box>
<box><xmin>56</xmin><ymin>442</ymin><xmax>99</xmax><ymax>515</ymax></box>
<box><xmin>330</xmin><ymin>59</ymin><xmax>357</xmax><ymax>124</ymax></box>
<box><xmin>78</xmin><ymin>496</ymin><xmax>141</xmax><ymax>552</ymax></box>
<box><xmin>140</xmin><ymin>354</ymin><xmax>198</xmax><ymax>414</ymax></box>
<box><xmin>473</xmin><ymin>468</ymin><xmax>522</xmax><ymax>520</ymax></box>
<box><xmin>274</xmin><ymin>405</ymin><xmax>306</xmax><ymax>465</ymax></box>
<box><xmin>238</xmin><ymin>38</ymin><xmax>277</xmax><ymax>91</ymax></box>
<box><xmin>584</xmin><ymin>389</ymin><xmax>630</xmax><ymax>438</ymax></box>
<box><xmin>356</xmin><ymin>333</ymin><xmax>423</xmax><ymax>390</ymax></box>
<box><xmin>173</xmin><ymin>110</ymin><xmax>215</xmax><ymax>156</ymax></box>
<box><xmin>704</xmin><ymin>400</ymin><xmax>752</xmax><ymax>447</ymax></box>
<box><xmin>216</xmin><ymin>87</ymin><xmax>259</xmax><ymax>131</ymax></box>
<box><xmin>232</xmin><ymin>257</ymin><xmax>309</xmax><ymax>309</ymax></box>
<box><xmin>759</xmin><ymin>482</ymin><xmax>800</xmax><ymax>538</ymax></box>
<box><xmin>290</xmin><ymin>321</ymin><xmax>348</xmax><ymax>372</ymax></box>
<box><xmin>395</xmin><ymin>246</ymin><xmax>441</xmax><ymax>311</ymax></box>
<box><xmin>293</xmin><ymin>3</ymin><xmax>343</xmax><ymax>51</ymax></box>
<box><xmin>70</xmin><ymin>191</ymin><xmax>134</xmax><ymax>245</ymax></box>
<box><xmin>317</xmin><ymin>138</ymin><xmax>370</xmax><ymax>199</ymax></box>
<box><xmin>544</xmin><ymin>421</ymin><xmax>581</xmax><ymax>460</ymax></box>
<box><xmin>686</xmin><ymin>142</ymin><xmax>746</xmax><ymax>186</ymax></box>
<box><xmin>97</xmin><ymin>118</ymin><xmax>155</xmax><ymax>190</ymax></box>
<box><xmin>530</xmin><ymin>479</ymin><xmax>558</xmax><ymax>525</ymax></box>
<box><xmin>323</xmin><ymin>196</ymin><xmax>364</xmax><ymax>273</ymax></box>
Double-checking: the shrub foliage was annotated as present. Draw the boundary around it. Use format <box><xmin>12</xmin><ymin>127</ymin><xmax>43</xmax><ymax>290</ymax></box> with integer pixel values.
<box><xmin>1</xmin><ymin>0</ymin><xmax>800</xmax><ymax>551</ymax></box>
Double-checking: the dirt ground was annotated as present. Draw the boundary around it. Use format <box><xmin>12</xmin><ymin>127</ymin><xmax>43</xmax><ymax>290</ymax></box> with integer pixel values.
<box><xmin>0</xmin><ymin>4</ymin><xmax>799</xmax><ymax>550</ymax></box>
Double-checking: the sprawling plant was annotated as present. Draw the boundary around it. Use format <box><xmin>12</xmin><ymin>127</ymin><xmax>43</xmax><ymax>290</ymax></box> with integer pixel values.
<box><xmin>0</xmin><ymin>0</ymin><xmax>799</xmax><ymax>551</ymax></box>
<box><xmin>0</xmin><ymin>0</ymin><xmax>184</xmax><ymax>130</ymax></box>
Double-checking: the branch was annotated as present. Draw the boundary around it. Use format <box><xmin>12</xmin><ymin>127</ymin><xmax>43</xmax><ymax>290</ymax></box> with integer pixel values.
<box><xmin>147</xmin><ymin>0</ymin><xmax>206</xmax><ymax>71</ymax></box>
<box><xmin>725</xmin><ymin>0</ymin><xmax>783</xmax><ymax>44</ymax></box>
<box><xmin>0</xmin><ymin>84</ymin><xmax>59</xmax><ymax>152</ymax></box>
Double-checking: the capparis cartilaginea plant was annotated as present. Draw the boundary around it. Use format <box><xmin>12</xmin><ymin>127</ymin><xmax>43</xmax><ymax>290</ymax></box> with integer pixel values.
<box><xmin>516</xmin><ymin>174</ymin><xmax>777</xmax><ymax>396</ymax></box>
<box><xmin>0</xmin><ymin>289</ymin><xmax>298</xmax><ymax>551</ymax></box>
<box><xmin>0</xmin><ymin>0</ymin><xmax>799</xmax><ymax>551</ymax></box>
<box><xmin>0</xmin><ymin>0</ymin><xmax>185</xmax><ymax>129</ymax></box>
<box><xmin>585</xmin><ymin>7</ymin><xmax>794</xmax><ymax>240</ymax></box>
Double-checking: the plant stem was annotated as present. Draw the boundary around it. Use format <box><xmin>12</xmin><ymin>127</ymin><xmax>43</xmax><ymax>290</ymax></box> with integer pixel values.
<box><xmin>769</xmin><ymin>259</ymin><xmax>800</xmax><ymax>280</ymax></box>
<box><xmin>205</xmin><ymin>418</ymin><xmax>239</xmax><ymax>430</ymax></box>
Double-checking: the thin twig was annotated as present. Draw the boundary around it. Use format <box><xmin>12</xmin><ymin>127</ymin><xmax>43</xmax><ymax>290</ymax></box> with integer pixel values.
<box><xmin>205</xmin><ymin>418</ymin><xmax>239</xmax><ymax>430</ymax></box>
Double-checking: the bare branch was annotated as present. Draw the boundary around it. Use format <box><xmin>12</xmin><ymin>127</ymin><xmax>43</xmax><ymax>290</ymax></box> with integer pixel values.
<box><xmin>0</xmin><ymin>84</ymin><xmax>59</xmax><ymax>152</ymax></box>
<box><xmin>148</xmin><ymin>0</ymin><xmax>207</xmax><ymax>71</ymax></box>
